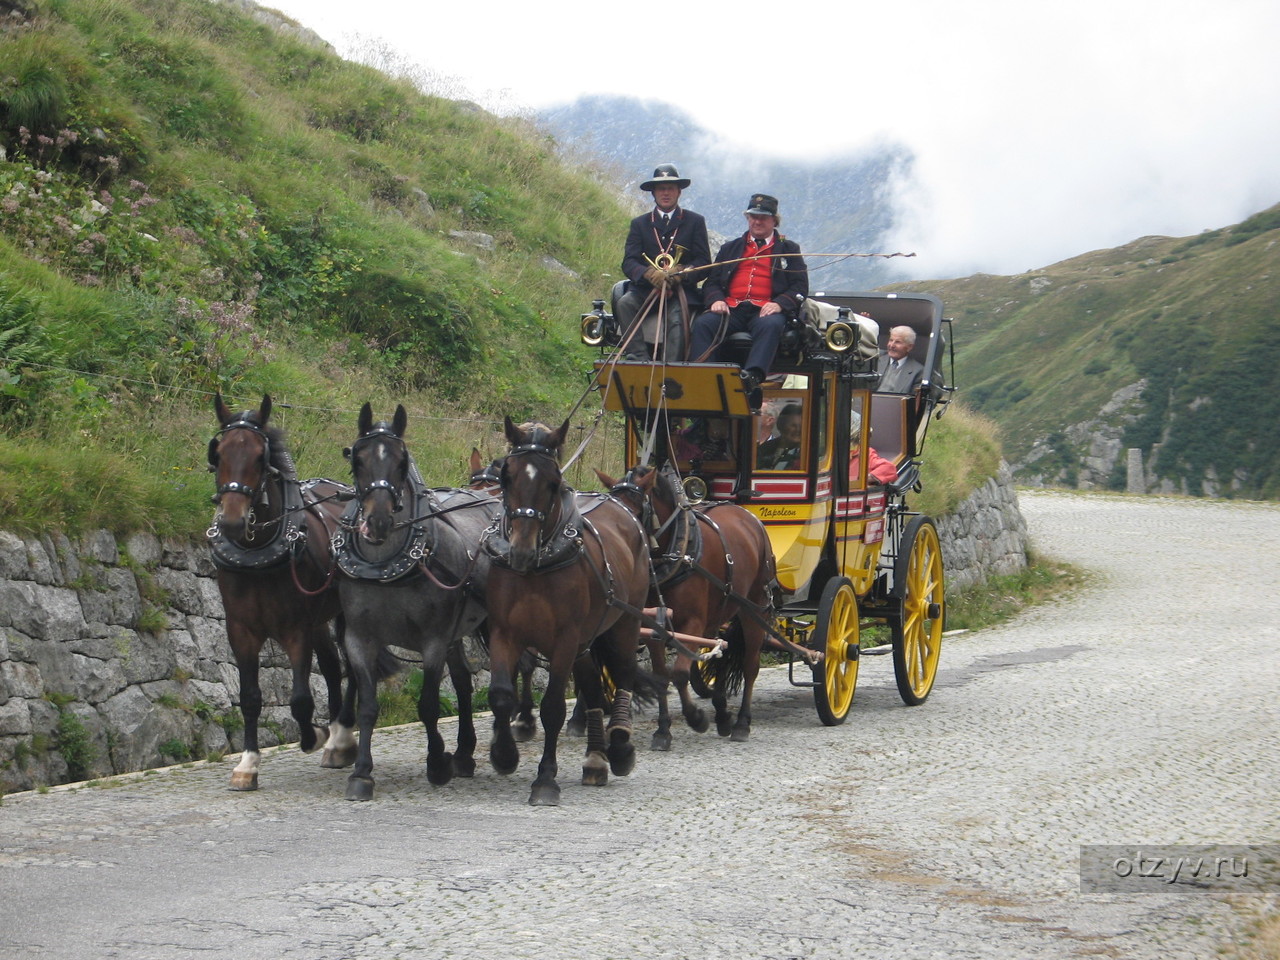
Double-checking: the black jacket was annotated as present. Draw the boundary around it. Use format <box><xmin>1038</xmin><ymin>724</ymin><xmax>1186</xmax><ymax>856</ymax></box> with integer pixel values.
<box><xmin>622</xmin><ymin>207</ymin><xmax>711</xmax><ymax>293</ymax></box>
<box><xmin>701</xmin><ymin>232</ymin><xmax>808</xmax><ymax>317</ymax></box>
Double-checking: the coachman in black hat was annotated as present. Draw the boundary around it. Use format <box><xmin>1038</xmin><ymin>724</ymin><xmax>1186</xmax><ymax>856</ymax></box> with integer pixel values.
<box><xmin>615</xmin><ymin>163</ymin><xmax>712</xmax><ymax>362</ymax></box>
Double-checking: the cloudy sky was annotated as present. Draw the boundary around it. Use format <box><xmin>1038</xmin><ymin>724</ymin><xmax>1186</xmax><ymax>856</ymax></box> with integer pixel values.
<box><xmin>266</xmin><ymin>0</ymin><xmax>1280</xmax><ymax>278</ymax></box>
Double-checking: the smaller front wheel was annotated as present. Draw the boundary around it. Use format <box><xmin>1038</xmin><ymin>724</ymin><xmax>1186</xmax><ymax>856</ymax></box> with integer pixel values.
<box><xmin>811</xmin><ymin>577</ymin><xmax>860</xmax><ymax>725</ymax></box>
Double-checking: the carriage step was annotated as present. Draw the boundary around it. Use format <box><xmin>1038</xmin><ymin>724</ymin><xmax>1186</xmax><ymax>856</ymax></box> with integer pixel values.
<box><xmin>860</xmin><ymin>643</ymin><xmax>893</xmax><ymax>656</ymax></box>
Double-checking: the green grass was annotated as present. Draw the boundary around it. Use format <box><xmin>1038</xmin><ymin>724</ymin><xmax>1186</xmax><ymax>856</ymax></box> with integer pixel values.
<box><xmin>944</xmin><ymin>550</ymin><xmax>1088</xmax><ymax>632</ymax></box>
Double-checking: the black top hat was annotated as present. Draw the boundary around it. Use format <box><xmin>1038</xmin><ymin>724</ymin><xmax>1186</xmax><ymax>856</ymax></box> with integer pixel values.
<box><xmin>640</xmin><ymin>163</ymin><xmax>691</xmax><ymax>191</ymax></box>
<box><xmin>744</xmin><ymin>194</ymin><xmax>779</xmax><ymax>217</ymax></box>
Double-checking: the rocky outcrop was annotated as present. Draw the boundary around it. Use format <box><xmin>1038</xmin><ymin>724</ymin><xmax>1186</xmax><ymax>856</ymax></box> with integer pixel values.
<box><xmin>0</xmin><ymin>465</ymin><xmax>1028</xmax><ymax>791</ymax></box>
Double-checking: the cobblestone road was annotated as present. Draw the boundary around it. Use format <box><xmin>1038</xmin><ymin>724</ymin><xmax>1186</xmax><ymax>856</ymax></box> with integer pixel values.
<box><xmin>2</xmin><ymin>491</ymin><xmax>1277</xmax><ymax>959</ymax></box>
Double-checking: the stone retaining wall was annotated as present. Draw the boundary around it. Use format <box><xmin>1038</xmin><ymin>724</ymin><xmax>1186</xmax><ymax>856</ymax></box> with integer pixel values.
<box><xmin>0</xmin><ymin>464</ymin><xmax>1027</xmax><ymax>793</ymax></box>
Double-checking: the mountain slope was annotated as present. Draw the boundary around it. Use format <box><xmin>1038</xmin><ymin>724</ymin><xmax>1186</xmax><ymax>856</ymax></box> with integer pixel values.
<box><xmin>888</xmin><ymin>206</ymin><xmax>1280</xmax><ymax>497</ymax></box>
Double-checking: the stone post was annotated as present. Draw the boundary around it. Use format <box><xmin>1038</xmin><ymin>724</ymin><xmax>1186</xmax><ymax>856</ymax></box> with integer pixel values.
<box><xmin>1126</xmin><ymin>448</ymin><xmax>1145</xmax><ymax>494</ymax></box>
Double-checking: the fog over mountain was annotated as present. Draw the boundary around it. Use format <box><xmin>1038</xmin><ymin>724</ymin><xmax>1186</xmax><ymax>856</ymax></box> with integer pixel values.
<box><xmin>539</xmin><ymin>95</ymin><xmax>914</xmax><ymax>290</ymax></box>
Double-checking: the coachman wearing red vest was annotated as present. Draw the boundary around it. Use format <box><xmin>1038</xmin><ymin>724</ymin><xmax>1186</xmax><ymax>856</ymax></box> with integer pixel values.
<box><xmin>689</xmin><ymin>194</ymin><xmax>808</xmax><ymax>410</ymax></box>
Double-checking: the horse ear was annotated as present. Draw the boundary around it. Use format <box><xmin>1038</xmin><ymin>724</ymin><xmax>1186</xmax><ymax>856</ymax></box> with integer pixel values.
<box><xmin>553</xmin><ymin>418</ymin><xmax>571</xmax><ymax>450</ymax></box>
<box><xmin>504</xmin><ymin>416</ymin><xmax>521</xmax><ymax>446</ymax></box>
<box><xmin>594</xmin><ymin>468</ymin><xmax>617</xmax><ymax>489</ymax></box>
<box><xmin>358</xmin><ymin>402</ymin><xmax>373</xmax><ymax>436</ymax></box>
<box><xmin>393</xmin><ymin>404</ymin><xmax>408</xmax><ymax>438</ymax></box>
<box><xmin>469</xmin><ymin>448</ymin><xmax>483</xmax><ymax>472</ymax></box>
<box><xmin>259</xmin><ymin>395</ymin><xmax>272</xmax><ymax>425</ymax></box>
<box><xmin>215</xmin><ymin>392</ymin><xmax>232</xmax><ymax>426</ymax></box>
<box><xmin>207</xmin><ymin>437</ymin><xmax>220</xmax><ymax>471</ymax></box>
<box><xmin>635</xmin><ymin>466</ymin><xmax>657</xmax><ymax>492</ymax></box>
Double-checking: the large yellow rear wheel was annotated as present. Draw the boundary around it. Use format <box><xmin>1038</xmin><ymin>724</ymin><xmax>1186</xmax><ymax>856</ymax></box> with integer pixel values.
<box><xmin>812</xmin><ymin>577</ymin><xmax>859</xmax><ymax>725</ymax></box>
<box><xmin>892</xmin><ymin>517</ymin><xmax>945</xmax><ymax>705</ymax></box>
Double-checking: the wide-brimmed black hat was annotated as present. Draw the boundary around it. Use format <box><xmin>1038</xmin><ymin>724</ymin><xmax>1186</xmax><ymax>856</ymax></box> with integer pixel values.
<box><xmin>745</xmin><ymin>193</ymin><xmax>779</xmax><ymax>217</ymax></box>
<box><xmin>640</xmin><ymin>163</ymin><xmax>691</xmax><ymax>191</ymax></box>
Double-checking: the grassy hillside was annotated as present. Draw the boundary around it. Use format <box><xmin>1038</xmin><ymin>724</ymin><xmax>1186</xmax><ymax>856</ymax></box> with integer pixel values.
<box><xmin>888</xmin><ymin>206</ymin><xmax>1280</xmax><ymax>498</ymax></box>
<box><xmin>0</xmin><ymin>0</ymin><xmax>997</xmax><ymax>539</ymax></box>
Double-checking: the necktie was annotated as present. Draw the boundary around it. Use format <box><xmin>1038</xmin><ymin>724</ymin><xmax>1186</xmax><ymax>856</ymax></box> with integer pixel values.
<box><xmin>892</xmin><ymin>359</ymin><xmax>900</xmax><ymax>369</ymax></box>
<box><xmin>661</xmin><ymin>214</ymin><xmax>671</xmax><ymax>230</ymax></box>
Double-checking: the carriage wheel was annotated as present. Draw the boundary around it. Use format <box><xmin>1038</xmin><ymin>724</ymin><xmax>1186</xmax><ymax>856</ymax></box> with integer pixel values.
<box><xmin>811</xmin><ymin>576</ymin><xmax>859</xmax><ymax>726</ymax></box>
<box><xmin>891</xmin><ymin>516</ymin><xmax>945</xmax><ymax>705</ymax></box>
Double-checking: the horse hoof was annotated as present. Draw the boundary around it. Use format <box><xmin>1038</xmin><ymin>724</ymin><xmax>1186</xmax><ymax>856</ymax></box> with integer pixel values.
<box><xmin>716</xmin><ymin>719</ymin><xmax>734</xmax><ymax>738</ymax></box>
<box><xmin>490</xmin><ymin>743</ymin><xmax>519</xmax><ymax>776</ymax></box>
<box><xmin>345</xmin><ymin>776</ymin><xmax>375</xmax><ymax>801</ymax></box>
<box><xmin>453</xmin><ymin>755</ymin><xmax>477</xmax><ymax>778</ymax></box>
<box><xmin>228</xmin><ymin>770</ymin><xmax>258</xmax><ymax>791</ymax></box>
<box><xmin>512</xmin><ymin>720</ymin><xmax>537</xmax><ymax>743</ymax></box>
<box><xmin>607</xmin><ymin>734</ymin><xmax>636</xmax><ymax>778</ymax></box>
<box><xmin>730</xmin><ymin>726</ymin><xmax>751</xmax><ymax>743</ymax></box>
<box><xmin>565</xmin><ymin>719</ymin><xmax>586</xmax><ymax>738</ymax></box>
<box><xmin>582</xmin><ymin>750</ymin><xmax>609</xmax><ymax>786</ymax></box>
<box><xmin>426</xmin><ymin>754</ymin><xmax>455</xmax><ymax>787</ymax></box>
<box><xmin>529</xmin><ymin>783</ymin><xmax>561</xmax><ymax>806</ymax></box>
<box><xmin>650</xmin><ymin>732</ymin><xmax>672</xmax><ymax>752</ymax></box>
<box><xmin>686</xmin><ymin>709</ymin><xmax>710</xmax><ymax>734</ymax></box>
<box><xmin>301</xmin><ymin>724</ymin><xmax>330</xmax><ymax>755</ymax></box>
<box><xmin>320</xmin><ymin>745</ymin><xmax>357</xmax><ymax>769</ymax></box>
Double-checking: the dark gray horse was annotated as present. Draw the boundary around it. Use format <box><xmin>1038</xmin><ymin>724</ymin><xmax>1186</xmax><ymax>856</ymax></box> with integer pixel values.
<box><xmin>335</xmin><ymin>403</ymin><xmax>500</xmax><ymax>801</ymax></box>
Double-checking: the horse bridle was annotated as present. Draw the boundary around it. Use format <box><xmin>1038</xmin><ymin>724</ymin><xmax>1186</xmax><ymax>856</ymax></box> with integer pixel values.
<box><xmin>345</xmin><ymin>424</ymin><xmax>410</xmax><ymax>515</ymax></box>
<box><xmin>501</xmin><ymin>442</ymin><xmax>565</xmax><ymax>542</ymax></box>
<box><xmin>207</xmin><ymin>417</ymin><xmax>273</xmax><ymax>505</ymax></box>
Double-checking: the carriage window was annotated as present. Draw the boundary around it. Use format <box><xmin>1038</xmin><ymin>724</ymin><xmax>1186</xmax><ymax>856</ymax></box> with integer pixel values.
<box><xmin>756</xmin><ymin>400</ymin><xmax>805</xmax><ymax>470</ymax></box>
<box><xmin>673</xmin><ymin>417</ymin><xmax>735</xmax><ymax>466</ymax></box>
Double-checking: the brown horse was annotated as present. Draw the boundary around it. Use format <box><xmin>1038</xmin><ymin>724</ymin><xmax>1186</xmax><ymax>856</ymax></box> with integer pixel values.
<box><xmin>483</xmin><ymin>418</ymin><xmax>651</xmax><ymax>805</ymax></box>
<box><xmin>599</xmin><ymin>461</ymin><xmax>777</xmax><ymax>748</ymax></box>
<box><xmin>468</xmin><ymin>449</ymin><xmax>542</xmax><ymax>742</ymax></box>
<box><xmin>207</xmin><ymin>394</ymin><xmax>355</xmax><ymax>790</ymax></box>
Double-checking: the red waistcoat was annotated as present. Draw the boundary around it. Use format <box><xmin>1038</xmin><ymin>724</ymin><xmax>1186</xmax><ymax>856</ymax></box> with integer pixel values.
<box><xmin>727</xmin><ymin>237</ymin><xmax>774</xmax><ymax>307</ymax></box>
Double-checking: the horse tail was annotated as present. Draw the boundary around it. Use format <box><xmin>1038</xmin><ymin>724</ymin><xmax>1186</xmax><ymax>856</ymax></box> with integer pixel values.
<box><xmin>374</xmin><ymin>645</ymin><xmax>403</xmax><ymax>682</ymax></box>
<box><xmin>707</xmin><ymin>618</ymin><xmax>746</xmax><ymax>697</ymax></box>
<box><xmin>629</xmin><ymin>663</ymin><xmax>666</xmax><ymax>708</ymax></box>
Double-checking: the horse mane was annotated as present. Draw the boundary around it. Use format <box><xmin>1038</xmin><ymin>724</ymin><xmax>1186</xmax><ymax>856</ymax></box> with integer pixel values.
<box><xmin>233</xmin><ymin>408</ymin><xmax>296</xmax><ymax>479</ymax></box>
<box><xmin>515</xmin><ymin>421</ymin><xmax>563</xmax><ymax>456</ymax></box>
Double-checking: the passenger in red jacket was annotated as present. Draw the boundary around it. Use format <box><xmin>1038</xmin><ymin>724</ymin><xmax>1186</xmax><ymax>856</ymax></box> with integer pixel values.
<box><xmin>849</xmin><ymin>444</ymin><xmax>898</xmax><ymax>486</ymax></box>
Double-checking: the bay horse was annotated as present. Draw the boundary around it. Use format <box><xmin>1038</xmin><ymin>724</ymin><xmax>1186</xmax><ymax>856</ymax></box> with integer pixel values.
<box><xmin>599</xmin><ymin>461</ymin><xmax>777</xmax><ymax>748</ymax></box>
<box><xmin>483</xmin><ymin>418</ymin><xmax>651</xmax><ymax>805</ymax></box>
<box><xmin>469</xmin><ymin>448</ymin><xmax>548</xmax><ymax>743</ymax></box>
<box><xmin>336</xmin><ymin>404</ymin><xmax>500</xmax><ymax>801</ymax></box>
<box><xmin>207</xmin><ymin>394</ymin><xmax>355</xmax><ymax>790</ymax></box>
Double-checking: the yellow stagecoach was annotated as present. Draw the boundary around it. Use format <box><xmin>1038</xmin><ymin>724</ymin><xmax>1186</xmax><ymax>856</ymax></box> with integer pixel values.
<box><xmin>584</xmin><ymin>291</ymin><xmax>952</xmax><ymax>723</ymax></box>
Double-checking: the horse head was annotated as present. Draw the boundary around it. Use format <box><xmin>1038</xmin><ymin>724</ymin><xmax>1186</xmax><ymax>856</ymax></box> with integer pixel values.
<box><xmin>468</xmin><ymin>448</ymin><xmax>503</xmax><ymax>494</ymax></box>
<box><xmin>348</xmin><ymin>402</ymin><xmax>410</xmax><ymax>545</ymax></box>
<box><xmin>595</xmin><ymin>464</ymin><xmax>658</xmax><ymax>535</ymax></box>
<box><xmin>501</xmin><ymin>416</ymin><xmax>569</xmax><ymax>573</ymax></box>
<box><xmin>209</xmin><ymin>393</ymin><xmax>274</xmax><ymax>541</ymax></box>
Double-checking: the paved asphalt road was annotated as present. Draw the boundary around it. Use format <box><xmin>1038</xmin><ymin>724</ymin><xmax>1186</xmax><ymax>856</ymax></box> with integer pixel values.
<box><xmin>2</xmin><ymin>490</ymin><xmax>1277</xmax><ymax>959</ymax></box>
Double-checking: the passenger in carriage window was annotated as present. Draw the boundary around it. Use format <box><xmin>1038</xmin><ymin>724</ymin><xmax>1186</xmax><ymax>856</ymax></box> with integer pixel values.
<box><xmin>876</xmin><ymin>325</ymin><xmax>926</xmax><ymax>394</ymax></box>
<box><xmin>756</xmin><ymin>398</ymin><xmax>783</xmax><ymax>444</ymax></box>
<box><xmin>674</xmin><ymin>417</ymin><xmax>733</xmax><ymax>462</ymax></box>
<box><xmin>757</xmin><ymin>403</ymin><xmax>803</xmax><ymax>469</ymax></box>
<box><xmin>688</xmin><ymin>193</ymin><xmax>809</xmax><ymax>411</ymax></box>
<box><xmin>616</xmin><ymin>164</ymin><xmax>712</xmax><ymax>363</ymax></box>
<box><xmin>849</xmin><ymin>443</ymin><xmax>899</xmax><ymax>486</ymax></box>
<box><xmin>848</xmin><ymin>409</ymin><xmax>898</xmax><ymax>486</ymax></box>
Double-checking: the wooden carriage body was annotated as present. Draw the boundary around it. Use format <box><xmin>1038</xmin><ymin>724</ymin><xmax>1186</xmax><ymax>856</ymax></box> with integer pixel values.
<box><xmin>591</xmin><ymin>291</ymin><xmax>951</xmax><ymax>720</ymax></box>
